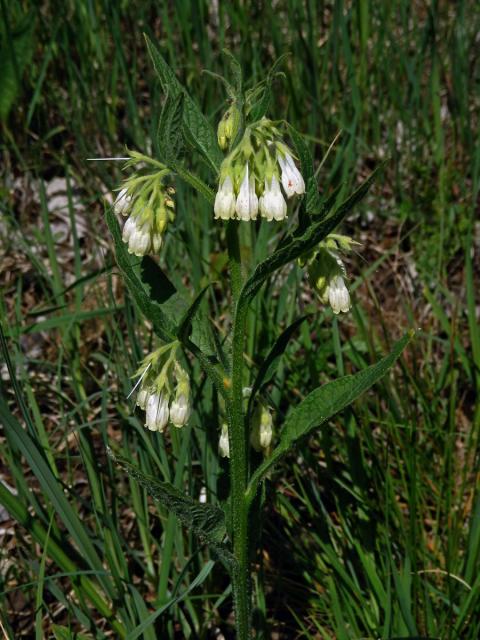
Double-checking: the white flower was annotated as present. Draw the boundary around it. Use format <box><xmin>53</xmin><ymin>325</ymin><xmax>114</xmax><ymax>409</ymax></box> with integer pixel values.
<box><xmin>235</xmin><ymin>164</ymin><xmax>251</xmax><ymax>221</ymax></box>
<box><xmin>127</xmin><ymin>220</ymin><xmax>151</xmax><ymax>256</ymax></box>
<box><xmin>260</xmin><ymin>176</ymin><xmax>287</xmax><ymax>221</ymax></box>
<box><xmin>145</xmin><ymin>392</ymin><xmax>169</xmax><ymax>432</ymax></box>
<box><xmin>278</xmin><ymin>153</ymin><xmax>305</xmax><ymax>198</ymax></box>
<box><xmin>152</xmin><ymin>233</ymin><xmax>163</xmax><ymax>253</ymax></box>
<box><xmin>328</xmin><ymin>275</ymin><xmax>351</xmax><ymax>314</ymax></box>
<box><xmin>214</xmin><ymin>176</ymin><xmax>236</xmax><ymax>220</ymax></box>
<box><xmin>218</xmin><ymin>423</ymin><xmax>230</xmax><ymax>458</ymax></box>
<box><xmin>136</xmin><ymin>388</ymin><xmax>148</xmax><ymax>410</ymax></box>
<box><xmin>248</xmin><ymin>174</ymin><xmax>258</xmax><ymax>220</ymax></box>
<box><xmin>114</xmin><ymin>188</ymin><xmax>131</xmax><ymax>215</ymax></box>
<box><xmin>122</xmin><ymin>215</ymin><xmax>137</xmax><ymax>242</ymax></box>
<box><xmin>170</xmin><ymin>394</ymin><xmax>191</xmax><ymax>428</ymax></box>
<box><xmin>251</xmin><ymin>404</ymin><xmax>273</xmax><ymax>452</ymax></box>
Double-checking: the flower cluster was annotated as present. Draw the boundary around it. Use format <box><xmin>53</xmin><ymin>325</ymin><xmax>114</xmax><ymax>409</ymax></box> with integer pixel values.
<box><xmin>113</xmin><ymin>151</ymin><xmax>175</xmax><ymax>257</ymax></box>
<box><xmin>214</xmin><ymin>118</ymin><xmax>305</xmax><ymax>222</ymax></box>
<box><xmin>133</xmin><ymin>342</ymin><xmax>191</xmax><ymax>432</ymax></box>
<box><xmin>303</xmin><ymin>234</ymin><xmax>358</xmax><ymax>315</ymax></box>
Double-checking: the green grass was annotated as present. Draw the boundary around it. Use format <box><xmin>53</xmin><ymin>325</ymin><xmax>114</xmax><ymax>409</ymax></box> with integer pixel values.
<box><xmin>1</xmin><ymin>0</ymin><xmax>479</xmax><ymax>638</ymax></box>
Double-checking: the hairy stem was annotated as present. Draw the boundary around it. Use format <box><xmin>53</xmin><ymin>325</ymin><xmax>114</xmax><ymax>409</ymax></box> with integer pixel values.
<box><xmin>226</xmin><ymin>220</ymin><xmax>251</xmax><ymax>639</ymax></box>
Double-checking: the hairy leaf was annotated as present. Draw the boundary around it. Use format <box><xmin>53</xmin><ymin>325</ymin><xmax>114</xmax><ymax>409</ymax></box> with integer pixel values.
<box><xmin>156</xmin><ymin>92</ymin><xmax>184</xmax><ymax>162</ymax></box>
<box><xmin>110</xmin><ymin>452</ymin><xmax>236</xmax><ymax>571</ymax></box>
<box><xmin>247</xmin><ymin>332</ymin><xmax>414</xmax><ymax>499</ymax></box>
<box><xmin>145</xmin><ymin>34</ymin><xmax>222</xmax><ymax>172</ymax></box>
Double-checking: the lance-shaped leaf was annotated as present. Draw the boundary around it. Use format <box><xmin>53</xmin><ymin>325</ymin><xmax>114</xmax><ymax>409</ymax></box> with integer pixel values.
<box><xmin>145</xmin><ymin>34</ymin><xmax>222</xmax><ymax>173</ymax></box>
<box><xmin>246</xmin><ymin>332</ymin><xmax>414</xmax><ymax>502</ymax></box>
<box><xmin>105</xmin><ymin>208</ymin><xmax>176</xmax><ymax>343</ymax></box>
<box><xmin>110</xmin><ymin>452</ymin><xmax>236</xmax><ymax>571</ymax></box>
<box><xmin>239</xmin><ymin>165</ymin><xmax>380</xmax><ymax>307</ymax></box>
<box><xmin>156</xmin><ymin>92</ymin><xmax>184</xmax><ymax>163</ymax></box>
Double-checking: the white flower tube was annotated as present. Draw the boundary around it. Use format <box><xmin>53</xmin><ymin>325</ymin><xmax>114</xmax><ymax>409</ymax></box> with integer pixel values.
<box><xmin>235</xmin><ymin>164</ymin><xmax>252</xmax><ymax>221</ymax></box>
<box><xmin>214</xmin><ymin>175</ymin><xmax>236</xmax><ymax>220</ymax></box>
<box><xmin>114</xmin><ymin>188</ymin><xmax>131</xmax><ymax>215</ymax></box>
<box><xmin>278</xmin><ymin>153</ymin><xmax>305</xmax><ymax>198</ymax></box>
<box><xmin>145</xmin><ymin>392</ymin><xmax>169</xmax><ymax>432</ymax></box>
<box><xmin>328</xmin><ymin>275</ymin><xmax>351</xmax><ymax>314</ymax></box>
<box><xmin>260</xmin><ymin>176</ymin><xmax>287</xmax><ymax>221</ymax></box>
<box><xmin>218</xmin><ymin>423</ymin><xmax>230</xmax><ymax>458</ymax></box>
<box><xmin>170</xmin><ymin>394</ymin><xmax>191</xmax><ymax>427</ymax></box>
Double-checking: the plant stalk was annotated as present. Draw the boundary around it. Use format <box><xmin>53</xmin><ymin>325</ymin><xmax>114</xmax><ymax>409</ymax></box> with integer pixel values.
<box><xmin>226</xmin><ymin>220</ymin><xmax>251</xmax><ymax>639</ymax></box>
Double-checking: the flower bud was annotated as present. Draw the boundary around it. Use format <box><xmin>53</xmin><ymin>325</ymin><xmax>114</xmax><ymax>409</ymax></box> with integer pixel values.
<box><xmin>250</xmin><ymin>403</ymin><xmax>273</xmax><ymax>453</ymax></box>
<box><xmin>219</xmin><ymin>423</ymin><xmax>230</xmax><ymax>458</ymax></box>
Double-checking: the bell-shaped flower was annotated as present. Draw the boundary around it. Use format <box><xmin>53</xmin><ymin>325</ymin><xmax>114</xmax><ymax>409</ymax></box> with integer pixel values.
<box><xmin>170</xmin><ymin>365</ymin><xmax>191</xmax><ymax>428</ymax></box>
<box><xmin>278</xmin><ymin>153</ymin><xmax>305</xmax><ymax>198</ymax></box>
<box><xmin>218</xmin><ymin>423</ymin><xmax>230</xmax><ymax>458</ymax></box>
<box><xmin>214</xmin><ymin>175</ymin><xmax>236</xmax><ymax>220</ymax></box>
<box><xmin>250</xmin><ymin>403</ymin><xmax>274</xmax><ymax>453</ymax></box>
<box><xmin>235</xmin><ymin>164</ymin><xmax>253</xmax><ymax>221</ymax></box>
<box><xmin>114</xmin><ymin>188</ymin><xmax>131</xmax><ymax>215</ymax></box>
<box><xmin>145</xmin><ymin>391</ymin><xmax>169</xmax><ymax>432</ymax></box>
<box><xmin>328</xmin><ymin>275</ymin><xmax>351</xmax><ymax>314</ymax></box>
<box><xmin>260</xmin><ymin>176</ymin><xmax>287</xmax><ymax>221</ymax></box>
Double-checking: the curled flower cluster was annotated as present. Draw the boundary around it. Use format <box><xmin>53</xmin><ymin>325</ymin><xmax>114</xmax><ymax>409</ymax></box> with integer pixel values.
<box><xmin>214</xmin><ymin>118</ymin><xmax>305</xmax><ymax>222</ymax></box>
<box><xmin>113</xmin><ymin>152</ymin><xmax>175</xmax><ymax>257</ymax></box>
<box><xmin>303</xmin><ymin>235</ymin><xmax>358</xmax><ymax>315</ymax></box>
<box><xmin>134</xmin><ymin>342</ymin><xmax>191</xmax><ymax>432</ymax></box>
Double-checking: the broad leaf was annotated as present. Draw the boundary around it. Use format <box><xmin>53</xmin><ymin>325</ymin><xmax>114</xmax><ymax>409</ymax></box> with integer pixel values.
<box><xmin>145</xmin><ymin>34</ymin><xmax>222</xmax><ymax>173</ymax></box>
<box><xmin>247</xmin><ymin>332</ymin><xmax>414</xmax><ymax>499</ymax></box>
<box><xmin>156</xmin><ymin>92</ymin><xmax>184</xmax><ymax>162</ymax></box>
<box><xmin>240</xmin><ymin>166</ymin><xmax>380</xmax><ymax>306</ymax></box>
<box><xmin>110</xmin><ymin>452</ymin><xmax>236</xmax><ymax>571</ymax></box>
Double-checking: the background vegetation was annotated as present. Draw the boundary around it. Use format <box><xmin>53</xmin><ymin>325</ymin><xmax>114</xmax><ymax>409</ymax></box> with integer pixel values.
<box><xmin>1</xmin><ymin>1</ymin><xmax>479</xmax><ymax>638</ymax></box>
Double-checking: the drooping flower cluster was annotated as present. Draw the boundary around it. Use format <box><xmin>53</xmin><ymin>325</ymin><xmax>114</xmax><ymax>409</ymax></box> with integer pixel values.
<box><xmin>113</xmin><ymin>151</ymin><xmax>175</xmax><ymax>257</ymax></box>
<box><xmin>303</xmin><ymin>234</ymin><xmax>358</xmax><ymax>315</ymax></box>
<box><xmin>133</xmin><ymin>341</ymin><xmax>191</xmax><ymax>432</ymax></box>
<box><xmin>214</xmin><ymin>118</ymin><xmax>305</xmax><ymax>222</ymax></box>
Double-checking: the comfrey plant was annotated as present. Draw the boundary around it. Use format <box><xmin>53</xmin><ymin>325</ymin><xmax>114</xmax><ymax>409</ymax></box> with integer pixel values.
<box><xmin>104</xmin><ymin>39</ymin><xmax>412</xmax><ymax>639</ymax></box>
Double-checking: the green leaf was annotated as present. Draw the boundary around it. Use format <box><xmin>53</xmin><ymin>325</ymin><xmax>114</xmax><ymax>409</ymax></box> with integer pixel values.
<box><xmin>110</xmin><ymin>452</ymin><xmax>236</xmax><ymax>571</ymax></box>
<box><xmin>144</xmin><ymin>34</ymin><xmax>222</xmax><ymax>172</ymax></box>
<box><xmin>105</xmin><ymin>208</ymin><xmax>176</xmax><ymax>343</ymax></box>
<box><xmin>177</xmin><ymin>284</ymin><xmax>212</xmax><ymax>343</ymax></box>
<box><xmin>156</xmin><ymin>92</ymin><xmax>184</xmax><ymax>162</ymax></box>
<box><xmin>240</xmin><ymin>165</ymin><xmax>380</xmax><ymax>307</ymax></box>
<box><xmin>0</xmin><ymin>12</ymin><xmax>35</xmax><ymax>121</ymax></box>
<box><xmin>247</xmin><ymin>332</ymin><xmax>414</xmax><ymax>500</ymax></box>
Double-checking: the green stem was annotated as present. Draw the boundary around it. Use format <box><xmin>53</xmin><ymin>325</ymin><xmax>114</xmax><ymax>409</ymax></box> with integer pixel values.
<box><xmin>226</xmin><ymin>220</ymin><xmax>251</xmax><ymax>639</ymax></box>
